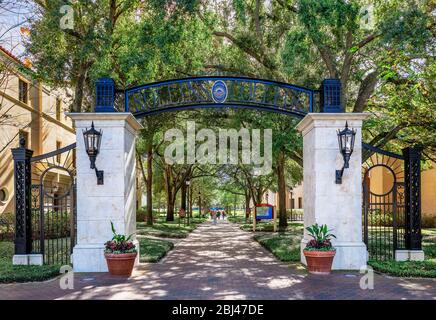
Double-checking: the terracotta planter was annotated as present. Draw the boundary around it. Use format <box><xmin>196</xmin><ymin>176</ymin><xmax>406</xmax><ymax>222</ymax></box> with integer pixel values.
<box><xmin>303</xmin><ymin>250</ymin><xmax>336</xmax><ymax>275</ymax></box>
<box><xmin>104</xmin><ymin>252</ymin><xmax>137</xmax><ymax>276</ymax></box>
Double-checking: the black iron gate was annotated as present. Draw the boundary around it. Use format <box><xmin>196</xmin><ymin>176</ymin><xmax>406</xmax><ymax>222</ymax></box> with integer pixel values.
<box><xmin>12</xmin><ymin>139</ymin><xmax>77</xmax><ymax>265</ymax></box>
<box><xmin>362</xmin><ymin>143</ymin><xmax>422</xmax><ymax>261</ymax></box>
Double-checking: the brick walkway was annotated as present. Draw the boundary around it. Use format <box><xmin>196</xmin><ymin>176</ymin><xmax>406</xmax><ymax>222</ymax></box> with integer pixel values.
<box><xmin>0</xmin><ymin>220</ymin><xmax>435</xmax><ymax>300</ymax></box>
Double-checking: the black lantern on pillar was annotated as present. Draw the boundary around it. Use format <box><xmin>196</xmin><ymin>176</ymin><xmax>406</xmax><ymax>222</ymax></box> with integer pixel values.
<box><xmin>336</xmin><ymin>121</ymin><xmax>356</xmax><ymax>184</ymax></box>
<box><xmin>83</xmin><ymin>122</ymin><xmax>104</xmax><ymax>185</ymax></box>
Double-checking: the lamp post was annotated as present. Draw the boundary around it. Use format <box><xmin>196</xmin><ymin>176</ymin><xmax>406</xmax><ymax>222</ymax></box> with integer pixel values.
<box><xmin>186</xmin><ymin>178</ymin><xmax>190</xmax><ymax>225</ymax></box>
<box><xmin>198</xmin><ymin>191</ymin><xmax>201</xmax><ymax>217</ymax></box>
<box><xmin>82</xmin><ymin>122</ymin><xmax>104</xmax><ymax>185</ymax></box>
<box><xmin>336</xmin><ymin>121</ymin><xmax>357</xmax><ymax>184</ymax></box>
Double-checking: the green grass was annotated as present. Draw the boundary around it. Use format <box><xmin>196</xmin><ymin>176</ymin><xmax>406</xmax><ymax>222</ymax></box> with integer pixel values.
<box><xmin>138</xmin><ymin>237</ymin><xmax>174</xmax><ymax>263</ymax></box>
<box><xmin>253</xmin><ymin>224</ymin><xmax>304</xmax><ymax>262</ymax></box>
<box><xmin>368</xmin><ymin>228</ymin><xmax>436</xmax><ymax>278</ymax></box>
<box><xmin>0</xmin><ymin>242</ymin><xmax>60</xmax><ymax>283</ymax></box>
<box><xmin>255</xmin><ymin>233</ymin><xmax>301</xmax><ymax>262</ymax></box>
<box><xmin>368</xmin><ymin>260</ymin><xmax>436</xmax><ymax>278</ymax></box>
<box><xmin>137</xmin><ymin>216</ymin><xmax>206</xmax><ymax>238</ymax></box>
<box><xmin>227</xmin><ymin>215</ymin><xmax>248</xmax><ymax>224</ymax></box>
<box><xmin>240</xmin><ymin>221</ymin><xmax>303</xmax><ymax>232</ymax></box>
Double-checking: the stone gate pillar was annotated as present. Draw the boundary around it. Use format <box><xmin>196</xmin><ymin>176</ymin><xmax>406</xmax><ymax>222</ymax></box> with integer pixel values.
<box><xmin>296</xmin><ymin>113</ymin><xmax>369</xmax><ymax>270</ymax></box>
<box><xmin>67</xmin><ymin>113</ymin><xmax>142</xmax><ymax>272</ymax></box>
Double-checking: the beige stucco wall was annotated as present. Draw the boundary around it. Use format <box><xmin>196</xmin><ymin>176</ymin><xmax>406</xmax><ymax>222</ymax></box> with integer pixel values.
<box><xmin>421</xmin><ymin>165</ymin><xmax>436</xmax><ymax>218</ymax></box>
<box><xmin>270</xmin><ymin>183</ymin><xmax>303</xmax><ymax>209</ymax></box>
<box><xmin>366</xmin><ymin>162</ymin><xmax>436</xmax><ymax>220</ymax></box>
<box><xmin>0</xmin><ymin>49</ymin><xmax>75</xmax><ymax>215</ymax></box>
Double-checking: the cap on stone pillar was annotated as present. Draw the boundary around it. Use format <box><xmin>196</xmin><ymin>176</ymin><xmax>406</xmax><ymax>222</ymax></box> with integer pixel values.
<box><xmin>320</xmin><ymin>79</ymin><xmax>342</xmax><ymax>113</ymax></box>
<box><xmin>95</xmin><ymin>78</ymin><xmax>115</xmax><ymax>112</ymax></box>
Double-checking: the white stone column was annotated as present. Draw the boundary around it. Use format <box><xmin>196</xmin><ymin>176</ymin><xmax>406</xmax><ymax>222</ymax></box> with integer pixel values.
<box><xmin>67</xmin><ymin>113</ymin><xmax>142</xmax><ymax>272</ymax></box>
<box><xmin>296</xmin><ymin>113</ymin><xmax>369</xmax><ymax>270</ymax></box>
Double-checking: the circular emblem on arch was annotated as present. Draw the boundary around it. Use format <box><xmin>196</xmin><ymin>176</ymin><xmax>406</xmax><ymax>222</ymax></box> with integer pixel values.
<box><xmin>212</xmin><ymin>80</ymin><xmax>228</xmax><ymax>103</ymax></box>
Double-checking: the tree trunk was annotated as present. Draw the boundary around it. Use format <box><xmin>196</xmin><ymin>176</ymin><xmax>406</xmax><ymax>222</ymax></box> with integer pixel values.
<box><xmin>166</xmin><ymin>188</ymin><xmax>175</xmax><ymax>221</ymax></box>
<box><xmin>181</xmin><ymin>183</ymin><xmax>186</xmax><ymax>210</ymax></box>
<box><xmin>277</xmin><ymin>150</ymin><xmax>288</xmax><ymax>230</ymax></box>
<box><xmin>189</xmin><ymin>188</ymin><xmax>193</xmax><ymax>218</ymax></box>
<box><xmin>158</xmin><ymin>195</ymin><xmax>161</xmax><ymax>213</ymax></box>
<box><xmin>233</xmin><ymin>195</ymin><xmax>237</xmax><ymax>216</ymax></box>
<box><xmin>164</xmin><ymin>165</ymin><xmax>175</xmax><ymax>221</ymax></box>
<box><xmin>245</xmin><ymin>191</ymin><xmax>251</xmax><ymax>222</ymax></box>
<box><xmin>146</xmin><ymin>142</ymin><xmax>153</xmax><ymax>225</ymax></box>
<box><xmin>72</xmin><ymin>65</ymin><xmax>88</xmax><ymax>112</ymax></box>
<box><xmin>253</xmin><ymin>188</ymin><xmax>263</xmax><ymax>206</ymax></box>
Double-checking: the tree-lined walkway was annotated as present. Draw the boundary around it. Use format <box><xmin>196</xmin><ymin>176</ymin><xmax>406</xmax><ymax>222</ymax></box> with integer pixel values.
<box><xmin>0</xmin><ymin>220</ymin><xmax>435</xmax><ymax>300</ymax></box>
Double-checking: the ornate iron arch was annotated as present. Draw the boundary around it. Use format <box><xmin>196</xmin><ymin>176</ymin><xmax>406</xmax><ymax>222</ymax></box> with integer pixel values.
<box><xmin>95</xmin><ymin>76</ymin><xmax>343</xmax><ymax>118</ymax></box>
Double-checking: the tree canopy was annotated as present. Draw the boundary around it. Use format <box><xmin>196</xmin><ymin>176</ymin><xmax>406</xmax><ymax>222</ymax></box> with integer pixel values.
<box><xmin>18</xmin><ymin>0</ymin><xmax>436</xmax><ymax>222</ymax></box>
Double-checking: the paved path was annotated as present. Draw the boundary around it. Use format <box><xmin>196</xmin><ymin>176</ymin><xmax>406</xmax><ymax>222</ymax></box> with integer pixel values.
<box><xmin>0</xmin><ymin>220</ymin><xmax>435</xmax><ymax>300</ymax></box>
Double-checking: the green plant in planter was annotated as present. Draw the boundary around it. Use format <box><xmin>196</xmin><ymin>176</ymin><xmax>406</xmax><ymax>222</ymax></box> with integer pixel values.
<box><xmin>305</xmin><ymin>223</ymin><xmax>336</xmax><ymax>251</ymax></box>
<box><xmin>104</xmin><ymin>221</ymin><xmax>137</xmax><ymax>254</ymax></box>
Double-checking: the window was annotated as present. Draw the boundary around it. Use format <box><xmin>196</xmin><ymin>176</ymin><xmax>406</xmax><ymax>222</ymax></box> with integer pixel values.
<box><xmin>291</xmin><ymin>199</ymin><xmax>295</xmax><ymax>209</ymax></box>
<box><xmin>56</xmin><ymin>98</ymin><xmax>62</xmax><ymax>121</ymax></box>
<box><xmin>298</xmin><ymin>197</ymin><xmax>302</xmax><ymax>209</ymax></box>
<box><xmin>0</xmin><ymin>188</ymin><xmax>8</xmax><ymax>203</ymax></box>
<box><xmin>56</xmin><ymin>141</ymin><xmax>62</xmax><ymax>163</ymax></box>
<box><xmin>18</xmin><ymin>79</ymin><xmax>28</xmax><ymax>104</ymax></box>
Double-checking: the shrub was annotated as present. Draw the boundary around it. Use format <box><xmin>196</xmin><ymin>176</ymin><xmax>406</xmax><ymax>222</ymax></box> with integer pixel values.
<box><xmin>33</xmin><ymin>211</ymin><xmax>72</xmax><ymax>239</ymax></box>
<box><xmin>136</xmin><ymin>207</ymin><xmax>159</xmax><ymax>222</ymax></box>
<box><xmin>0</xmin><ymin>212</ymin><xmax>14</xmax><ymax>241</ymax></box>
<box><xmin>366</xmin><ymin>209</ymin><xmax>394</xmax><ymax>227</ymax></box>
<box><xmin>1</xmin><ymin>211</ymin><xmax>72</xmax><ymax>241</ymax></box>
<box><xmin>422</xmin><ymin>214</ymin><xmax>436</xmax><ymax>228</ymax></box>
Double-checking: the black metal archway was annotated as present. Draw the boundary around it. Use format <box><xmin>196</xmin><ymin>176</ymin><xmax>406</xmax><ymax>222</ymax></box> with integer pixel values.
<box><xmin>94</xmin><ymin>76</ymin><xmax>343</xmax><ymax>118</ymax></box>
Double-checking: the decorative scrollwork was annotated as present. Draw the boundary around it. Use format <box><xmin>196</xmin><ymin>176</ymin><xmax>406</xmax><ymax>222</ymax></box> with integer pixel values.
<box><xmin>125</xmin><ymin>76</ymin><xmax>316</xmax><ymax>118</ymax></box>
<box><xmin>403</xmin><ymin>147</ymin><xmax>422</xmax><ymax>250</ymax></box>
<box><xmin>15</xmin><ymin>162</ymin><xmax>26</xmax><ymax>239</ymax></box>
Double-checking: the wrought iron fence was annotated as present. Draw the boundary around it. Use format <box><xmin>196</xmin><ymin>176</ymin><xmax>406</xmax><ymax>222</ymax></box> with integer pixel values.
<box><xmin>361</xmin><ymin>143</ymin><xmax>422</xmax><ymax>261</ymax></box>
<box><xmin>29</xmin><ymin>143</ymin><xmax>77</xmax><ymax>265</ymax></box>
<box><xmin>288</xmin><ymin>209</ymin><xmax>303</xmax><ymax>222</ymax></box>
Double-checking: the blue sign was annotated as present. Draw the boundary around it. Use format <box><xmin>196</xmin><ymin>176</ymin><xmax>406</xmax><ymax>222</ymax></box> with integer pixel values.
<box><xmin>209</xmin><ymin>207</ymin><xmax>224</xmax><ymax>211</ymax></box>
<box><xmin>256</xmin><ymin>205</ymin><xmax>273</xmax><ymax>220</ymax></box>
<box><xmin>211</xmin><ymin>80</ymin><xmax>228</xmax><ymax>103</ymax></box>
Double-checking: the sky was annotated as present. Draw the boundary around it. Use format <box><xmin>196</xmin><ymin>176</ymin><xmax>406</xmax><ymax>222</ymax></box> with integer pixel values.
<box><xmin>0</xmin><ymin>1</ymin><xmax>36</xmax><ymax>57</ymax></box>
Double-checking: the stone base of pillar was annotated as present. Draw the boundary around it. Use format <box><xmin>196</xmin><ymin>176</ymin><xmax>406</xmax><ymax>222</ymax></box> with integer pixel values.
<box><xmin>28</xmin><ymin>254</ymin><xmax>43</xmax><ymax>265</ymax></box>
<box><xmin>72</xmin><ymin>240</ymin><xmax>140</xmax><ymax>272</ymax></box>
<box><xmin>13</xmin><ymin>254</ymin><xmax>43</xmax><ymax>266</ymax></box>
<box><xmin>72</xmin><ymin>244</ymin><xmax>108</xmax><ymax>272</ymax></box>
<box><xmin>395</xmin><ymin>250</ymin><xmax>425</xmax><ymax>262</ymax></box>
<box><xmin>12</xmin><ymin>254</ymin><xmax>28</xmax><ymax>265</ymax></box>
<box><xmin>301</xmin><ymin>239</ymin><xmax>367</xmax><ymax>270</ymax></box>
